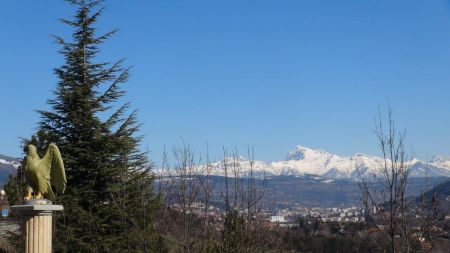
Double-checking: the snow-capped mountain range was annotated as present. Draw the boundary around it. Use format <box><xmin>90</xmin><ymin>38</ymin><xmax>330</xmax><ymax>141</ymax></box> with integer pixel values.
<box><xmin>207</xmin><ymin>145</ymin><xmax>450</xmax><ymax>179</ymax></box>
<box><xmin>0</xmin><ymin>154</ymin><xmax>20</xmax><ymax>182</ymax></box>
<box><xmin>0</xmin><ymin>155</ymin><xmax>19</xmax><ymax>168</ymax></box>
<box><xmin>3</xmin><ymin>145</ymin><xmax>450</xmax><ymax>180</ymax></box>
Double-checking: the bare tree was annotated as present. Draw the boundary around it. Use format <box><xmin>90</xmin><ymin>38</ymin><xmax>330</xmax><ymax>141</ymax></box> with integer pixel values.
<box><xmin>197</xmin><ymin>144</ymin><xmax>218</xmax><ymax>251</ymax></box>
<box><xmin>153</xmin><ymin>147</ymin><xmax>173</xmax><ymax>251</ymax></box>
<box><xmin>156</xmin><ymin>143</ymin><xmax>218</xmax><ymax>252</ymax></box>
<box><xmin>220</xmin><ymin>146</ymin><xmax>268</xmax><ymax>253</ymax></box>
<box><xmin>169</xmin><ymin>144</ymin><xmax>202</xmax><ymax>252</ymax></box>
<box><xmin>156</xmin><ymin>144</ymin><xmax>268</xmax><ymax>253</ymax></box>
<box><xmin>414</xmin><ymin>163</ymin><xmax>440</xmax><ymax>252</ymax></box>
<box><xmin>357</xmin><ymin>106</ymin><xmax>441</xmax><ymax>253</ymax></box>
<box><xmin>243</xmin><ymin>146</ymin><xmax>268</xmax><ymax>252</ymax></box>
<box><xmin>357</xmin><ymin>106</ymin><xmax>412</xmax><ymax>253</ymax></box>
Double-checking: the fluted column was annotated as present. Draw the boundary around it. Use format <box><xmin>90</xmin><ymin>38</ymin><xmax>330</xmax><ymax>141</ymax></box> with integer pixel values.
<box><xmin>11</xmin><ymin>204</ymin><xmax>63</xmax><ymax>253</ymax></box>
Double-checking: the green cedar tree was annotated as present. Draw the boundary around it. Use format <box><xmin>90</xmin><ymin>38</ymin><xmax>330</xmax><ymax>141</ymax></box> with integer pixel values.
<box><xmin>6</xmin><ymin>1</ymin><xmax>164</xmax><ymax>252</ymax></box>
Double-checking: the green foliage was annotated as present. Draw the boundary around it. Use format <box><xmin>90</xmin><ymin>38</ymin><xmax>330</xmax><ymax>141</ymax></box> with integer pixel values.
<box><xmin>221</xmin><ymin>210</ymin><xmax>249</xmax><ymax>253</ymax></box>
<box><xmin>6</xmin><ymin>0</ymin><xmax>162</xmax><ymax>252</ymax></box>
<box><xmin>4</xmin><ymin>174</ymin><xmax>24</xmax><ymax>206</ymax></box>
<box><xmin>329</xmin><ymin>221</ymin><xmax>341</xmax><ymax>235</ymax></box>
<box><xmin>276</xmin><ymin>228</ymin><xmax>382</xmax><ymax>253</ymax></box>
<box><xmin>2</xmin><ymin>165</ymin><xmax>24</xmax><ymax>249</ymax></box>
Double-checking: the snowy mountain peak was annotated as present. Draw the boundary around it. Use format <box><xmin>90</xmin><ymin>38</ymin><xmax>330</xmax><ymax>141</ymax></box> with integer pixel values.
<box><xmin>431</xmin><ymin>155</ymin><xmax>450</xmax><ymax>164</ymax></box>
<box><xmin>352</xmin><ymin>153</ymin><xmax>373</xmax><ymax>159</ymax></box>
<box><xmin>207</xmin><ymin>145</ymin><xmax>450</xmax><ymax>179</ymax></box>
<box><xmin>0</xmin><ymin>154</ymin><xmax>19</xmax><ymax>179</ymax></box>
<box><xmin>287</xmin><ymin>145</ymin><xmax>336</xmax><ymax>161</ymax></box>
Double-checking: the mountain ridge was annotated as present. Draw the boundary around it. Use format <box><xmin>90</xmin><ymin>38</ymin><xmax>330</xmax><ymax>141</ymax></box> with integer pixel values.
<box><xmin>3</xmin><ymin>144</ymin><xmax>450</xmax><ymax>180</ymax></box>
<box><xmin>207</xmin><ymin>145</ymin><xmax>450</xmax><ymax>179</ymax></box>
<box><xmin>0</xmin><ymin>154</ymin><xmax>19</xmax><ymax>187</ymax></box>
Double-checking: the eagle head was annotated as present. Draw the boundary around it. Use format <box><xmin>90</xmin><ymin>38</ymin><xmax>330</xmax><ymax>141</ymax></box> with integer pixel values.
<box><xmin>24</xmin><ymin>144</ymin><xmax>38</xmax><ymax>158</ymax></box>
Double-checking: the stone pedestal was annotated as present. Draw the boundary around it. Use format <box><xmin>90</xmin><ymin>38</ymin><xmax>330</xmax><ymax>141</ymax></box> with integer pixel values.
<box><xmin>11</xmin><ymin>204</ymin><xmax>63</xmax><ymax>253</ymax></box>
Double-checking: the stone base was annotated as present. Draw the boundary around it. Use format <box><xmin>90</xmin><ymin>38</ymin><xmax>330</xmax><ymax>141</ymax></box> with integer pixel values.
<box><xmin>24</xmin><ymin>199</ymin><xmax>53</xmax><ymax>205</ymax></box>
<box><xmin>11</xmin><ymin>204</ymin><xmax>63</xmax><ymax>253</ymax></box>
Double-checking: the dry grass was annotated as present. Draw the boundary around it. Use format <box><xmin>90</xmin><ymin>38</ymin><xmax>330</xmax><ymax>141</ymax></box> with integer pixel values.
<box><xmin>0</xmin><ymin>238</ymin><xmax>16</xmax><ymax>253</ymax></box>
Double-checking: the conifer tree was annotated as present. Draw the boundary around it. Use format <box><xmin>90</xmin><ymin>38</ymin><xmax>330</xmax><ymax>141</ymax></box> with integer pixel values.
<box><xmin>7</xmin><ymin>0</ymin><xmax>163</xmax><ymax>252</ymax></box>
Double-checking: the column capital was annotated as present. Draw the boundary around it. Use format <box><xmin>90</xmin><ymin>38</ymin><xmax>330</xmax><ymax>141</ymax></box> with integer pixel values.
<box><xmin>11</xmin><ymin>205</ymin><xmax>63</xmax><ymax>216</ymax></box>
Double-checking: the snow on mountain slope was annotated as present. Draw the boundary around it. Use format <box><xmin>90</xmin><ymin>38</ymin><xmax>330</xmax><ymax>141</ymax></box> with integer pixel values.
<box><xmin>270</xmin><ymin>146</ymin><xmax>395</xmax><ymax>178</ymax></box>
<box><xmin>430</xmin><ymin>155</ymin><xmax>450</xmax><ymax>170</ymax></box>
<box><xmin>0</xmin><ymin>154</ymin><xmax>20</xmax><ymax>170</ymax></box>
<box><xmin>207</xmin><ymin>157</ymin><xmax>273</xmax><ymax>178</ymax></box>
<box><xmin>271</xmin><ymin>146</ymin><xmax>385</xmax><ymax>178</ymax></box>
<box><xmin>0</xmin><ymin>154</ymin><xmax>20</xmax><ymax>185</ymax></box>
<box><xmin>208</xmin><ymin>146</ymin><xmax>450</xmax><ymax>179</ymax></box>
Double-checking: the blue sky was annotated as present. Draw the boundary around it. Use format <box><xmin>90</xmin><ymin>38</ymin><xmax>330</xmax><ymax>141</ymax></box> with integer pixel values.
<box><xmin>2</xmin><ymin>0</ymin><xmax>450</xmax><ymax>163</ymax></box>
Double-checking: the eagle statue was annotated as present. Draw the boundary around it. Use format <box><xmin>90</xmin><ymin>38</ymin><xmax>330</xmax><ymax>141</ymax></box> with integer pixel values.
<box><xmin>23</xmin><ymin>143</ymin><xmax>67</xmax><ymax>201</ymax></box>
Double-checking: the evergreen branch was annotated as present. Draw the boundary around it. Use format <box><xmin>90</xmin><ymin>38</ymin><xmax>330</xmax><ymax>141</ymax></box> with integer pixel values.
<box><xmin>87</xmin><ymin>6</ymin><xmax>106</xmax><ymax>26</ymax></box>
<box><xmin>67</xmin><ymin>0</ymin><xmax>103</xmax><ymax>9</ymax></box>
<box><xmin>59</xmin><ymin>18</ymin><xmax>78</xmax><ymax>27</ymax></box>
<box><xmin>93</xmin><ymin>59</ymin><xmax>127</xmax><ymax>83</ymax></box>
<box><xmin>94</xmin><ymin>65</ymin><xmax>129</xmax><ymax>106</ymax></box>
<box><xmin>93</xmin><ymin>29</ymin><xmax>118</xmax><ymax>44</ymax></box>
<box><xmin>104</xmin><ymin>103</ymin><xmax>131</xmax><ymax>128</ymax></box>
<box><xmin>115</xmin><ymin>110</ymin><xmax>140</xmax><ymax>136</ymax></box>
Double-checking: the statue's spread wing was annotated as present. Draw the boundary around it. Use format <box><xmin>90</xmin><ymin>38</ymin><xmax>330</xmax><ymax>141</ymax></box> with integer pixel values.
<box><xmin>42</xmin><ymin>143</ymin><xmax>67</xmax><ymax>194</ymax></box>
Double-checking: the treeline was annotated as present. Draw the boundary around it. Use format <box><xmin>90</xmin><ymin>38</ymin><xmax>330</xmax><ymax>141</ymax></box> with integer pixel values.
<box><xmin>149</xmin><ymin>143</ymin><xmax>450</xmax><ymax>253</ymax></box>
<box><xmin>154</xmin><ymin>144</ymin><xmax>269</xmax><ymax>252</ymax></box>
<box><xmin>155</xmin><ymin>208</ymin><xmax>382</xmax><ymax>252</ymax></box>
